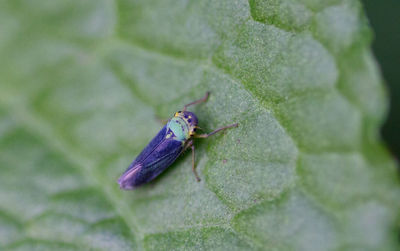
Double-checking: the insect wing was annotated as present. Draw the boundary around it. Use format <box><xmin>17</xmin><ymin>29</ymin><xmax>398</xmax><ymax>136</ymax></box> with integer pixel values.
<box><xmin>135</xmin><ymin>139</ymin><xmax>183</xmax><ymax>185</ymax></box>
<box><xmin>119</xmin><ymin>134</ymin><xmax>183</xmax><ymax>189</ymax></box>
<box><xmin>131</xmin><ymin>125</ymin><xmax>168</xmax><ymax>166</ymax></box>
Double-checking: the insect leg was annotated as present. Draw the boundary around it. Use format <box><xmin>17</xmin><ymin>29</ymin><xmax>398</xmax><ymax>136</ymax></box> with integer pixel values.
<box><xmin>195</xmin><ymin>123</ymin><xmax>238</xmax><ymax>138</ymax></box>
<box><xmin>154</xmin><ymin>115</ymin><xmax>169</xmax><ymax>125</ymax></box>
<box><xmin>183</xmin><ymin>91</ymin><xmax>210</xmax><ymax>111</ymax></box>
<box><xmin>191</xmin><ymin>144</ymin><xmax>201</xmax><ymax>182</ymax></box>
<box><xmin>184</xmin><ymin>140</ymin><xmax>201</xmax><ymax>182</ymax></box>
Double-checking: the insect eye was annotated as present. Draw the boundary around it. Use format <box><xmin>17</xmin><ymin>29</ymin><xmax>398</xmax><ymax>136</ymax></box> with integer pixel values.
<box><xmin>184</xmin><ymin>115</ymin><xmax>188</xmax><ymax>119</ymax></box>
<box><xmin>188</xmin><ymin>119</ymin><xmax>192</xmax><ymax>123</ymax></box>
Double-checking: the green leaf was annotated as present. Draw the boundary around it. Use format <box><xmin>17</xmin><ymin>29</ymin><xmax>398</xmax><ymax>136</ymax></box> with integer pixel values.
<box><xmin>0</xmin><ymin>0</ymin><xmax>399</xmax><ymax>250</ymax></box>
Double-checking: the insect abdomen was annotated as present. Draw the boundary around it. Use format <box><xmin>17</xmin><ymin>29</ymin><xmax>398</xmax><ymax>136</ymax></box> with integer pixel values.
<box><xmin>118</xmin><ymin>127</ymin><xmax>184</xmax><ymax>189</ymax></box>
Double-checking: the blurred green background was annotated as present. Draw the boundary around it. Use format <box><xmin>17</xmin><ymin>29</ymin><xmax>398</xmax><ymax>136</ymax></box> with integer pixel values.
<box><xmin>363</xmin><ymin>0</ymin><xmax>400</xmax><ymax>159</ymax></box>
<box><xmin>0</xmin><ymin>1</ymin><xmax>399</xmax><ymax>250</ymax></box>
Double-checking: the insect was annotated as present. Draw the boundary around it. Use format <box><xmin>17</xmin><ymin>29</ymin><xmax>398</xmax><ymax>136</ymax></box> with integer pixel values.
<box><xmin>118</xmin><ymin>92</ymin><xmax>238</xmax><ymax>190</ymax></box>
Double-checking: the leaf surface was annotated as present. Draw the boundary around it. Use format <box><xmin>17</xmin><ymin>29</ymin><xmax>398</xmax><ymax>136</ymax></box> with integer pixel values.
<box><xmin>0</xmin><ymin>0</ymin><xmax>399</xmax><ymax>250</ymax></box>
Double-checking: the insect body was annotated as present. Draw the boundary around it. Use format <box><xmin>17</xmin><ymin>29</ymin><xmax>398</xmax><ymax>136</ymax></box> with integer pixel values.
<box><xmin>118</xmin><ymin>92</ymin><xmax>238</xmax><ymax>190</ymax></box>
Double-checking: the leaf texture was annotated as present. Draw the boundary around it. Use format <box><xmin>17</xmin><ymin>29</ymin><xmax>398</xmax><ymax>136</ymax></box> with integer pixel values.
<box><xmin>0</xmin><ymin>0</ymin><xmax>399</xmax><ymax>250</ymax></box>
